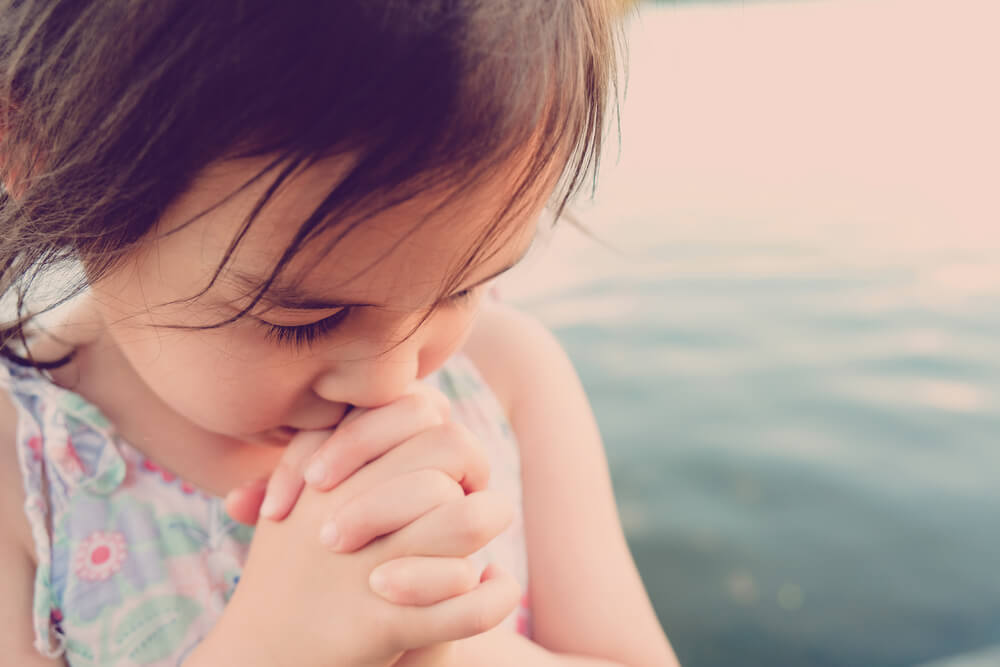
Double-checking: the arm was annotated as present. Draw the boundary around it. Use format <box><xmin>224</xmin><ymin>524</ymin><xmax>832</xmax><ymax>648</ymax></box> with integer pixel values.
<box><xmin>0</xmin><ymin>393</ymin><xmax>68</xmax><ymax>667</ymax></box>
<box><xmin>397</xmin><ymin>627</ymin><xmax>625</xmax><ymax>667</ymax></box>
<box><xmin>463</xmin><ymin>303</ymin><xmax>679</xmax><ymax>666</ymax></box>
<box><xmin>458</xmin><ymin>627</ymin><xmax>625</xmax><ymax>666</ymax></box>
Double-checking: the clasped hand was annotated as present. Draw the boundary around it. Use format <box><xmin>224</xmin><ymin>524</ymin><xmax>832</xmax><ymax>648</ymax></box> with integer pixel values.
<box><xmin>220</xmin><ymin>384</ymin><xmax>521</xmax><ymax>667</ymax></box>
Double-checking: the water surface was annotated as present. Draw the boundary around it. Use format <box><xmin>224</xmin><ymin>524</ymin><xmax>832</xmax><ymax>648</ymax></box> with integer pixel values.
<box><xmin>505</xmin><ymin>2</ymin><xmax>1000</xmax><ymax>664</ymax></box>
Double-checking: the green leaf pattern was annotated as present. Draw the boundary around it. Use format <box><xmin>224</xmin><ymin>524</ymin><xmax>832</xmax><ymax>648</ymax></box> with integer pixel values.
<box><xmin>8</xmin><ymin>352</ymin><xmax>530</xmax><ymax>665</ymax></box>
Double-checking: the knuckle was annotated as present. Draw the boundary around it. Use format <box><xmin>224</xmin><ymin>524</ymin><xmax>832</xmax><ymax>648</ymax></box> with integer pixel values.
<box><xmin>331</xmin><ymin>505</ymin><xmax>366</xmax><ymax>543</ymax></box>
<box><xmin>467</xmin><ymin>451</ymin><xmax>490</xmax><ymax>485</ymax></box>
<box><xmin>422</xmin><ymin>386</ymin><xmax>451</xmax><ymax>419</ymax></box>
<box><xmin>439</xmin><ymin>422</ymin><xmax>482</xmax><ymax>460</ymax></box>
<box><xmin>388</xmin><ymin>570</ymin><xmax>417</xmax><ymax>600</ymax></box>
<box><xmin>498</xmin><ymin>500</ymin><xmax>514</xmax><ymax>530</ymax></box>
<box><xmin>407</xmin><ymin>389</ymin><xmax>437</xmax><ymax>414</ymax></box>
<box><xmin>446</xmin><ymin>421</ymin><xmax>485</xmax><ymax>459</ymax></box>
<box><xmin>416</xmin><ymin>396</ymin><xmax>446</xmax><ymax>427</ymax></box>
<box><xmin>466</xmin><ymin>605</ymin><xmax>496</xmax><ymax>636</ymax></box>
<box><xmin>444</xmin><ymin>482</ymin><xmax>465</xmax><ymax>504</ymax></box>
<box><xmin>288</xmin><ymin>429</ymin><xmax>330</xmax><ymax>458</ymax></box>
<box><xmin>427</xmin><ymin>421</ymin><xmax>489</xmax><ymax>488</ymax></box>
<box><xmin>404</xmin><ymin>392</ymin><xmax>445</xmax><ymax>431</ymax></box>
<box><xmin>452</xmin><ymin>503</ymin><xmax>493</xmax><ymax>547</ymax></box>
<box><xmin>457</xmin><ymin>559</ymin><xmax>481</xmax><ymax>588</ymax></box>
<box><xmin>423</xmin><ymin>469</ymin><xmax>464</xmax><ymax>502</ymax></box>
<box><xmin>267</xmin><ymin>459</ymin><xmax>298</xmax><ymax>488</ymax></box>
<box><xmin>485</xmin><ymin>490</ymin><xmax>515</xmax><ymax>528</ymax></box>
<box><xmin>435</xmin><ymin>419</ymin><xmax>469</xmax><ymax>443</ymax></box>
<box><xmin>334</xmin><ymin>419</ymin><xmax>365</xmax><ymax>451</ymax></box>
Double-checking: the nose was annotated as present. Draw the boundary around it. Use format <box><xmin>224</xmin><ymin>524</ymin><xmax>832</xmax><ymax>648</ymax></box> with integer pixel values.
<box><xmin>311</xmin><ymin>341</ymin><xmax>420</xmax><ymax>409</ymax></box>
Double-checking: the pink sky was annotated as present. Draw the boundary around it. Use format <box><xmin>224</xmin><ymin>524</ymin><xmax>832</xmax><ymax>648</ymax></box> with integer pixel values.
<box><xmin>504</xmin><ymin>0</ymin><xmax>999</xmax><ymax>299</ymax></box>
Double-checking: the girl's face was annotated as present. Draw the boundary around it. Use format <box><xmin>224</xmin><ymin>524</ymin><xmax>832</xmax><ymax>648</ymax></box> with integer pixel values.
<box><xmin>89</xmin><ymin>156</ymin><xmax>541</xmax><ymax>445</ymax></box>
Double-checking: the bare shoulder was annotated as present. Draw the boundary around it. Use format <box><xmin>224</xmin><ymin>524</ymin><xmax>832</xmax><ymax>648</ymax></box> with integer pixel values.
<box><xmin>461</xmin><ymin>300</ymin><xmax>600</xmax><ymax>476</ymax></box>
<box><xmin>0</xmin><ymin>388</ymin><xmax>34</xmax><ymax>555</ymax></box>
<box><xmin>0</xmin><ymin>388</ymin><xmax>65</xmax><ymax>665</ymax></box>
<box><xmin>462</xmin><ymin>301</ymin><xmax>679</xmax><ymax>664</ymax></box>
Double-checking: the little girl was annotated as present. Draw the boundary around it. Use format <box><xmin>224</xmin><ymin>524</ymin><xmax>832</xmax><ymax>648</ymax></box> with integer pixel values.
<box><xmin>0</xmin><ymin>1</ymin><xmax>677</xmax><ymax>665</ymax></box>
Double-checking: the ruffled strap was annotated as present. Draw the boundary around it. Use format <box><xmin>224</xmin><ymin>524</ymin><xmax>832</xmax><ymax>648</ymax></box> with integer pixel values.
<box><xmin>0</xmin><ymin>358</ymin><xmax>127</xmax><ymax>657</ymax></box>
<box><xmin>1</xmin><ymin>359</ymin><xmax>126</xmax><ymax>497</ymax></box>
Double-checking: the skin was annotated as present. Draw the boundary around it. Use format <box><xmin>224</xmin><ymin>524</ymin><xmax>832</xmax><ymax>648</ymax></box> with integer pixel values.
<box><xmin>0</xmin><ymin>150</ymin><xmax>679</xmax><ymax>666</ymax></box>
<box><xmin>63</xmin><ymin>154</ymin><xmax>540</xmax><ymax>495</ymax></box>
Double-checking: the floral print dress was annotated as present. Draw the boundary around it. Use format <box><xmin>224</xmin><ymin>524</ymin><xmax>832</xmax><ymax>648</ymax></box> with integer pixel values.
<box><xmin>2</xmin><ymin>353</ymin><xmax>531</xmax><ymax>666</ymax></box>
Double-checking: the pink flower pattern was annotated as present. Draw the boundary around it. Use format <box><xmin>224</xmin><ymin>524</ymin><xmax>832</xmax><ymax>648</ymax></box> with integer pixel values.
<box><xmin>73</xmin><ymin>531</ymin><xmax>127</xmax><ymax>582</ymax></box>
<box><xmin>27</xmin><ymin>436</ymin><xmax>43</xmax><ymax>462</ymax></box>
<box><xmin>53</xmin><ymin>438</ymin><xmax>85</xmax><ymax>477</ymax></box>
<box><xmin>142</xmin><ymin>459</ymin><xmax>200</xmax><ymax>495</ymax></box>
<box><xmin>6</xmin><ymin>351</ymin><xmax>530</xmax><ymax>665</ymax></box>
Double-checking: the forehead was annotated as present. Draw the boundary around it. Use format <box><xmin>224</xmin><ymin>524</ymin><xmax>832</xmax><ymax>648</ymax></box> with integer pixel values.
<box><xmin>150</xmin><ymin>154</ymin><xmax>545</xmax><ymax>309</ymax></box>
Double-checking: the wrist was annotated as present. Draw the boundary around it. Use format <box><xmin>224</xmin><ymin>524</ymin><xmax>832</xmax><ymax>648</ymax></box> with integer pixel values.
<box><xmin>184</xmin><ymin>633</ymin><xmax>271</xmax><ymax>667</ymax></box>
<box><xmin>392</xmin><ymin>642</ymin><xmax>458</xmax><ymax>667</ymax></box>
<box><xmin>184</xmin><ymin>600</ymin><xmax>282</xmax><ymax>667</ymax></box>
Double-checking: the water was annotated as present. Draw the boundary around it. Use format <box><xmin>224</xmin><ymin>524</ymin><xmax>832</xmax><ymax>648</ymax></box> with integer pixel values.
<box><xmin>503</xmin><ymin>2</ymin><xmax>1000</xmax><ymax>665</ymax></box>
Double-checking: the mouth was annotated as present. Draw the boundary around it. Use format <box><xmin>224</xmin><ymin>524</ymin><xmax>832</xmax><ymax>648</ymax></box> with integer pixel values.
<box><xmin>251</xmin><ymin>408</ymin><xmax>353</xmax><ymax>446</ymax></box>
<box><xmin>248</xmin><ymin>426</ymin><xmax>300</xmax><ymax>446</ymax></box>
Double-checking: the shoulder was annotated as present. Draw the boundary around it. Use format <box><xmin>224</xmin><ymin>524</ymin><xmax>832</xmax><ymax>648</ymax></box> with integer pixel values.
<box><xmin>0</xmin><ymin>388</ymin><xmax>65</xmax><ymax>664</ymax></box>
<box><xmin>462</xmin><ymin>303</ymin><xmax>679</xmax><ymax>663</ymax></box>
<box><xmin>461</xmin><ymin>301</ymin><xmax>600</xmax><ymax>490</ymax></box>
<box><xmin>461</xmin><ymin>300</ymin><xmax>598</xmax><ymax>482</ymax></box>
<box><xmin>0</xmin><ymin>387</ymin><xmax>35</xmax><ymax>556</ymax></box>
<box><xmin>461</xmin><ymin>300</ymin><xmax>577</xmax><ymax>424</ymax></box>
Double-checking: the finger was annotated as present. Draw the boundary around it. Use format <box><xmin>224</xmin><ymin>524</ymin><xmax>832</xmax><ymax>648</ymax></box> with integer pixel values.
<box><xmin>321</xmin><ymin>469</ymin><xmax>464</xmax><ymax>552</ymax></box>
<box><xmin>259</xmin><ymin>429</ymin><xmax>330</xmax><ymax>521</ymax></box>
<box><xmin>369</xmin><ymin>556</ymin><xmax>481</xmax><ymax>606</ymax></box>
<box><xmin>223</xmin><ymin>476</ymin><xmax>269</xmax><ymax>525</ymax></box>
<box><xmin>391</xmin><ymin>563</ymin><xmax>521</xmax><ymax>649</ymax></box>
<box><xmin>303</xmin><ymin>385</ymin><xmax>451</xmax><ymax>490</ymax></box>
<box><xmin>391</xmin><ymin>642</ymin><xmax>457</xmax><ymax>667</ymax></box>
<box><xmin>343</xmin><ymin>421</ymin><xmax>490</xmax><ymax>499</ymax></box>
<box><xmin>382</xmin><ymin>489</ymin><xmax>514</xmax><ymax>559</ymax></box>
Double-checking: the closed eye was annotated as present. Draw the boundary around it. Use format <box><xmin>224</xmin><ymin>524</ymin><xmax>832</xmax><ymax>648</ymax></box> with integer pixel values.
<box><xmin>259</xmin><ymin>308</ymin><xmax>351</xmax><ymax>349</ymax></box>
<box><xmin>259</xmin><ymin>283</ymin><xmax>481</xmax><ymax>349</ymax></box>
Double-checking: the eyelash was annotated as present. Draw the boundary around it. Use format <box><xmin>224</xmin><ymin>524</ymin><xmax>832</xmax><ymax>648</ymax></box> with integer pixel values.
<box><xmin>260</xmin><ymin>308</ymin><xmax>351</xmax><ymax>348</ymax></box>
<box><xmin>260</xmin><ymin>286</ymin><xmax>478</xmax><ymax>349</ymax></box>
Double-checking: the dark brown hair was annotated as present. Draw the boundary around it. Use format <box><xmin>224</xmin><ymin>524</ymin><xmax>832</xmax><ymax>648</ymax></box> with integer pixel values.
<box><xmin>0</xmin><ymin>0</ymin><xmax>627</xmax><ymax>361</ymax></box>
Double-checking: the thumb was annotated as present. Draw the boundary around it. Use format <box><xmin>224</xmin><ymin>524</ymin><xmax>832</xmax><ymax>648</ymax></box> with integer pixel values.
<box><xmin>223</xmin><ymin>477</ymin><xmax>269</xmax><ymax>525</ymax></box>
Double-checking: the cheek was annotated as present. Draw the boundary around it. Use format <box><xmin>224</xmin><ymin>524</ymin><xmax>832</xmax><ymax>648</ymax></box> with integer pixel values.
<box><xmin>90</xmin><ymin>265</ymin><xmax>311</xmax><ymax>434</ymax></box>
<box><xmin>416</xmin><ymin>304</ymin><xmax>481</xmax><ymax>378</ymax></box>
<box><xmin>100</xmin><ymin>316</ymin><xmax>306</xmax><ymax>433</ymax></box>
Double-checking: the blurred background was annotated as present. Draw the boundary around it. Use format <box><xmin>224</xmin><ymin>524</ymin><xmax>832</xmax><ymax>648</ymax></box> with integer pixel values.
<box><xmin>501</xmin><ymin>1</ymin><xmax>1000</xmax><ymax>665</ymax></box>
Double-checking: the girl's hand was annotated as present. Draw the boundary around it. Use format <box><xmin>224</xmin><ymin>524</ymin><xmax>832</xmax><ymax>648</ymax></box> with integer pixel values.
<box><xmin>224</xmin><ymin>383</ymin><xmax>455</xmax><ymax>525</ymax></box>
<box><xmin>211</xmin><ymin>443</ymin><xmax>519</xmax><ymax>667</ymax></box>
<box><xmin>209</xmin><ymin>384</ymin><xmax>521</xmax><ymax>666</ymax></box>
<box><xmin>224</xmin><ymin>383</ymin><xmax>504</xmax><ymax>610</ymax></box>
<box><xmin>390</xmin><ymin>640</ymin><xmax>458</xmax><ymax>667</ymax></box>
<box><xmin>203</xmin><ymin>485</ymin><xmax>519</xmax><ymax>667</ymax></box>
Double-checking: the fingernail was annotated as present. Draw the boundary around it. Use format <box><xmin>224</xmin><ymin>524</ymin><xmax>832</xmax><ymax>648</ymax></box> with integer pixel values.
<box><xmin>369</xmin><ymin>568</ymin><xmax>390</xmax><ymax>597</ymax></box>
<box><xmin>303</xmin><ymin>461</ymin><xmax>327</xmax><ymax>486</ymax></box>
<box><xmin>259</xmin><ymin>495</ymin><xmax>279</xmax><ymax>519</ymax></box>
<box><xmin>319</xmin><ymin>521</ymin><xmax>340</xmax><ymax>550</ymax></box>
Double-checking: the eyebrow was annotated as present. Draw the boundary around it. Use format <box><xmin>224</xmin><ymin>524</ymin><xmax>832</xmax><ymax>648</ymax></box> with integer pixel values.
<box><xmin>230</xmin><ymin>244</ymin><xmax>533</xmax><ymax>311</ymax></box>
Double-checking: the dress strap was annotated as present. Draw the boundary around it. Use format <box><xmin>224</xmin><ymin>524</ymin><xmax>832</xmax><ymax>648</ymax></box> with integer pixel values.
<box><xmin>0</xmin><ymin>357</ymin><xmax>127</xmax><ymax>657</ymax></box>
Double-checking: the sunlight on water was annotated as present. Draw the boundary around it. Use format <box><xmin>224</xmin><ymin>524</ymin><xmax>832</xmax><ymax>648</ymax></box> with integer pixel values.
<box><xmin>504</xmin><ymin>1</ymin><xmax>1000</xmax><ymax>665</ymax></box>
